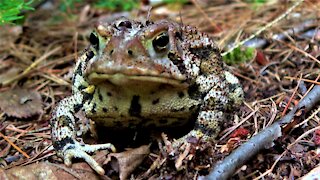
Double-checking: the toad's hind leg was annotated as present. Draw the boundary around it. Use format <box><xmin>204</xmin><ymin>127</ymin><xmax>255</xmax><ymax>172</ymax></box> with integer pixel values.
<box><xmin>50</xmin><ymin>87</ymin><xmax>115</xmax><ymax>175</ymax></box>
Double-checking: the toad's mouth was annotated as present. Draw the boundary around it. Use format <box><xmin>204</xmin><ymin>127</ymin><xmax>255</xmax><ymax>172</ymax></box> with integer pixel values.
<box><xmin>88</xmin><ymin>72</ymin><xmax>189</xmax><ymax>88</ymax></box>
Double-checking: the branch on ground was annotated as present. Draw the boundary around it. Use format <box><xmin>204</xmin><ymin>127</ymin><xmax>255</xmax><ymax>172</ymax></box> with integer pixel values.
<box><xmin>202</xmin><ymin>85</ymin><xmax>320</xmax><ymax>180</ymax></box>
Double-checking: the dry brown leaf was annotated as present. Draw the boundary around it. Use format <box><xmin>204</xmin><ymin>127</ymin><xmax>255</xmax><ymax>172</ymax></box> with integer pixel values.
<box><xmin>0</xmin><ymin>67</ymin><xmax>21</xmax><ymax>85</ymax></box>
<box><xmin>104</xmin><ymin>145</ymin><xmax>150</xmax><ymax>180</ymax></box>
<box><xmin>0</xmin><ymin>88</ymin><xmax>43</xmax><ymax>118</ymax></box>
<box><xmin>175</xmin><ymin>143</ymin><xmax>191</xmax><ymax>170</ymax></box>
<box><xmin>1</xmin><ymin>162</ymin><xmax>102</xmax><ymax>180</ymax></box>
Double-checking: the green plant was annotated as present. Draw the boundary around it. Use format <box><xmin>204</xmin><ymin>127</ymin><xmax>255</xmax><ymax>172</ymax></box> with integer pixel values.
<box><xmin>222</xmin><ymin>46</ymin><xmax>255</xmax><ymax>65</ymax></box>
<box><xmin>0</xmin><ymin>0</ymin><xmax>34</xmax><ymax>25</ymax></box>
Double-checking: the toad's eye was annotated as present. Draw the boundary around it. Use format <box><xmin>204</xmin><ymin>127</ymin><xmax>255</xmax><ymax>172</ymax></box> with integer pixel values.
<box><xmin>152</xmin><ymin>32</ymin><xmax>169</xmax><ymax>52</ymax></box>
<box><xmin>89</xmin><ymin>32</ymin><xmax>99</xmax><ymax>47</ymax></box>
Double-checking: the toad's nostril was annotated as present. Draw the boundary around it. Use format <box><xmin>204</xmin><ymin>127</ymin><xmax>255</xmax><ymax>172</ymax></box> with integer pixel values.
<box><xmin>128</xmin><ymin>50</ymin><xmax>133</xmax><ymax>56</ymax></box>
<box><xmin>118</xmin><ymin>21</ymin><xmax>132</xmax><ymax>29</ymax></box>
<box><xmin>110</xmin><ymin>49</ymin><xmax>114</xmax><ymax>55</ymax></box>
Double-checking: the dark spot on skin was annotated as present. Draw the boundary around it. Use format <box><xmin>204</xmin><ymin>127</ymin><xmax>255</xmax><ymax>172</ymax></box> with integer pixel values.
<box><xmin>152</xmin><ymin>98</ymin><xmax>160</xmax><ymax>105</ymax></box>
<box><xmin>188</xmin><ymin>84</ymin><xmax>202</xmax><ymax>99</ymax></box>
<box><xmin>107</xmin><ymin>92</ymin><xmax>112</xmax><ymax>96</ymax></box>
<box><xmin>91</xmin><ymin>103</ymin><xmax>97</xmax><ymax>114</ymax></box>
<box><xmin>129</xmin><ymin>95</ymin><xmax>141</xmax><ymax>117</ymax></box>
<box><xmin>74</xmin><ymin>116</ymin><xmax>80</xmax><ymax>124</ymax></box>
<box><xmin>189</xmin><ymin>105</ymin><xmax>197</xmax><ymax>111</ymax></box>
<box><xmin>59</xmin><ymin>116</ymin><xmax>73</xmax><ymax>127</ymax></box>
<box><xmin>190</xmin><ymin>46</ymin><xmax>219</xmax><ymax>61</ymax></box>
<box><xmin>171</xmin><ymin>107</ymin><xmax>185</xmax><ymax>112</ymax></box>
<box><xmin>78</xmin><ymin>85</ymin><xmax>86</xmax><ymax>90</ymax></box>
<box><xmin>110</xmin><ymin>49</ymin><xmax>114</xmax><ymax>55</ymax></box>
<box><xmin>145</xmin><ymin>20</ymin><xmax>152</xmax><ymax>26</ymax></box>
<box><xmin>102</xmin><ymin>107</ymin><xmax>108</xmax><ymax>113</ymax></box>
<box><xmin>75</xmin><ymin>63</ymin><xmax>83</xmax><ymax>76</ymax></box>
<box><xmin>128</xmin><ymin>50</ymin><xmax>133</xmax><ymax>56</ymax></box>
<box><xmin>178</xmin><ymin>91</ymin><xmax>184</xmax><ymax>98</ymax></box>
<box><xmin>98</xmin><ymin>93</ymin><xmax>103</xmax><ymax>101</ymax></box>
<box><xmin>86</xmin><ymin>51</ymin><xmax>94</xmax><ymax>60</ymax></box>
<box><xmin>175</xmin><ymin>32</ymin><xmax>183</xmax><ymax>40</ymax></box>
<box><xmin>114</xmin><ymin>106</ymin><xmax>118</xmax><ymax>111</ymax></box>
<box><xmin>159</xmin><ymin>119</ymin><xmax>168</xmax><ymax>124</ymax></box>
<box><xmin>53</xmin><ymin>137</ymin><xmax>74</xmax><ymax>151</ymax></box>
<box><xmin>118</xmin><ymin>20</ymin><xmax>132</xmax><ymax>29</ymax></box>
<box><xmin>139</xmin><ymin>23</ymin><xmax>144</xmax><ymax>28</ymax></box>
<box><xmin>83</xmin><ymin>92</ymin><xmax>94</xmax><ymax>103</ymax></box>
<box><xmin>73</xmin><ymin>104</ymin><xmax>83</xmax><ymax>112</ymax></box>
<box><xmin>168</xmin><ymin>52</ymin><xmax>186</xmax><ymax>74</ymax></box>
<box><xmin>228</xmin><ymin>83</ymin><xmax>240</xmax><ymax>92</ymax></box>
<box><xmin>195</xmin><ymin>122</ymin><xmax>218</xmax><ymax>136</ymax></box>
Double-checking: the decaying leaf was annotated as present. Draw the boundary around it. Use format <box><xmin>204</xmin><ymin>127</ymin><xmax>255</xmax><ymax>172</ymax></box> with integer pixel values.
<box><xmin>1</xmin><ymin>162</ymin><xmax>100</xmax><ymax>180</ymax></box>
<box><xmin>0</xmin><ymin>67</ymin><xmax>21</xmax><ymax>85</ymax></box>
<box><xmin>0</xmin><ymin>88</ymin><xmax>43</xmax><ymax>118</ymax></box>
<box><xmin>104</xmin><ymin>145</ymin><xmax>150</xmax><ymax>180</ymax></box>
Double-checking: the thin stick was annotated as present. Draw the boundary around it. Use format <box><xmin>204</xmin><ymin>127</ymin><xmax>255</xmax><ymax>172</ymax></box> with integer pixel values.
<box><xmin>0</xmin><ymin>132</ymin><xmax>30</xmax><ymax>159</ymax></box>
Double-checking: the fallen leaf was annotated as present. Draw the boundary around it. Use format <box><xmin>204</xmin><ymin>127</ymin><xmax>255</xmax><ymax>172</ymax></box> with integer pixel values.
<box><xmin>220</xmin><ymin>137</ymin><xmax>241</xmax><ymax>153</ymax></box>
<box><xmin>255</xmin><ymin>50</ymin><xmax>269</xmax><ymax>65</ymax></box>
<box><xmin>175</xmin><ymin>143</ymin><xmax>191</xmax><ymax>170</ymax></box>
<box><xmin>104</xmin><ymin>145</ymin><xmax>150</xmax><ymax>180</ymax></box>
<box><xmin>314</xmin><ymin>130</ymin><xmax>320</xmax><ymax>146</ymax></box>
<box><xmin>1</xmin><ymin>162</ymin><xmax>100</xmax><ymax>180</ymax></box>
<box><xmin>0</xmin><ymin>67</ymin><xmax>21</xmax><ymax>85</ymax></box>
<box><xmin>230</xmin><ymin>128</ymin><xmax>250</xmax><ymax>138</ymax></box>
<box><xmin>0</xmin><ymin>88</ymin><xmax>43</xmax><ymax>118</ymax></box>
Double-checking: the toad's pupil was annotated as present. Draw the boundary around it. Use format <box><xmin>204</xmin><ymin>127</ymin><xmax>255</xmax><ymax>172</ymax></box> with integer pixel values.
<box><xmin>153</xmin><ymin>33</ymin><xmax>169</xmax><ymax>49</ymax></box>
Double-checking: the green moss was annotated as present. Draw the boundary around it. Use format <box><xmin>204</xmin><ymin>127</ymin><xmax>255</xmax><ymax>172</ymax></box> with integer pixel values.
<box><xmin>222</xmin><ymin>46</ymin><xmax>255</xmax><ymax>65</ymax></box>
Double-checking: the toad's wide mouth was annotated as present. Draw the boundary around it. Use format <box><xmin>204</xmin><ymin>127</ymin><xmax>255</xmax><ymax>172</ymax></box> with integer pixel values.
<box><xmin>88</xmin><ymin>72</ymin><xmax>189</xmax><ymax>88</ymax></box>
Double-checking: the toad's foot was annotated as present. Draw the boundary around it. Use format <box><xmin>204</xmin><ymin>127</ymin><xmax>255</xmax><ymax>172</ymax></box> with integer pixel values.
<box><xmin>168</xmin><ymin>129</ymin><xmax>211</xmax><ymax>170</ymax></box>
<box><xmin>61</xmin><ymin>141</ymin><xmax>116</xmax><ymax>175</ymax></box>
<box><xmin>172</xmin><ymin>129</ymin><xmax>210</xmax><ymax>148</ymax></box>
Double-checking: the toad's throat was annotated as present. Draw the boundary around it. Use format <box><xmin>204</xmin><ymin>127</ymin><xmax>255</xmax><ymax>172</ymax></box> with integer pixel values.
<box><xmin>88</xmin><ymin>72</ymin><xmax>188</xmax><ymax>87</ymax></box>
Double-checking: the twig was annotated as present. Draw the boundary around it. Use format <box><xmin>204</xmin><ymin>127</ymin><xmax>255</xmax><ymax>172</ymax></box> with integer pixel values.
<box><xmin>2</xmin><ymin>47</ymin><xmax>61</xmax><ymax>85</ymax></box>
<box><xmin>0</xmin><ymin>132</ymin><xmax>30</xmax><ymax>159</ymax></box>
<box><xmin>284</xmin><ymin>76</ymin><xmax>320</xmax><ymax>85</ymax></box>
<box><xmin>203</xmin><ymin>85</ymin><xmax>320</xmax><ymax>180</ymax></box>
<box><xmin>280</xmin><ymin>41</ymin><xmax>320</xmax><ymax>65</ymax></box>
<box><xmin>281</xmin><ymin>75</ymin><xmax>302</xmax><ymax>116</ymax></box>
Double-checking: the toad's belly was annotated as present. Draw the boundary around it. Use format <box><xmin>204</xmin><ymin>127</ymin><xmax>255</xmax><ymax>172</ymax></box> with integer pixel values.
<box><xmin>84</xmin><ymin>83</ymin><xmax>201</xmax><ymax>129</ymax></box>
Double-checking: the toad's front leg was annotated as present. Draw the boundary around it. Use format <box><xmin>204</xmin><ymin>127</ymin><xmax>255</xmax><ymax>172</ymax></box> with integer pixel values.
<box><xmin>50</xmin><ymin>86</ymin><xmax>115</xmax><ymax>175</ymax></box>
<box><xmin>175</xmin><ymin>72</ymin><xmax>243</xmax><ymax>146</ymax></box>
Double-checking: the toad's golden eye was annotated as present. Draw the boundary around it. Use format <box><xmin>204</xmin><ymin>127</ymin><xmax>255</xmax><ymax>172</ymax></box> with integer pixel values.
<box><xmin>152</xmin><ymin>32</ymin><xmax>169</xmax><ymax>52</ymax></box>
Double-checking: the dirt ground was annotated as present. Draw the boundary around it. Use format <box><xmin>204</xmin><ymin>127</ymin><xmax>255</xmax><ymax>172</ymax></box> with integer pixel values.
<box><xmin>0</xmin><ymin>0</ymin><xmax>319</xmax><ymax>179</ymax></box>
